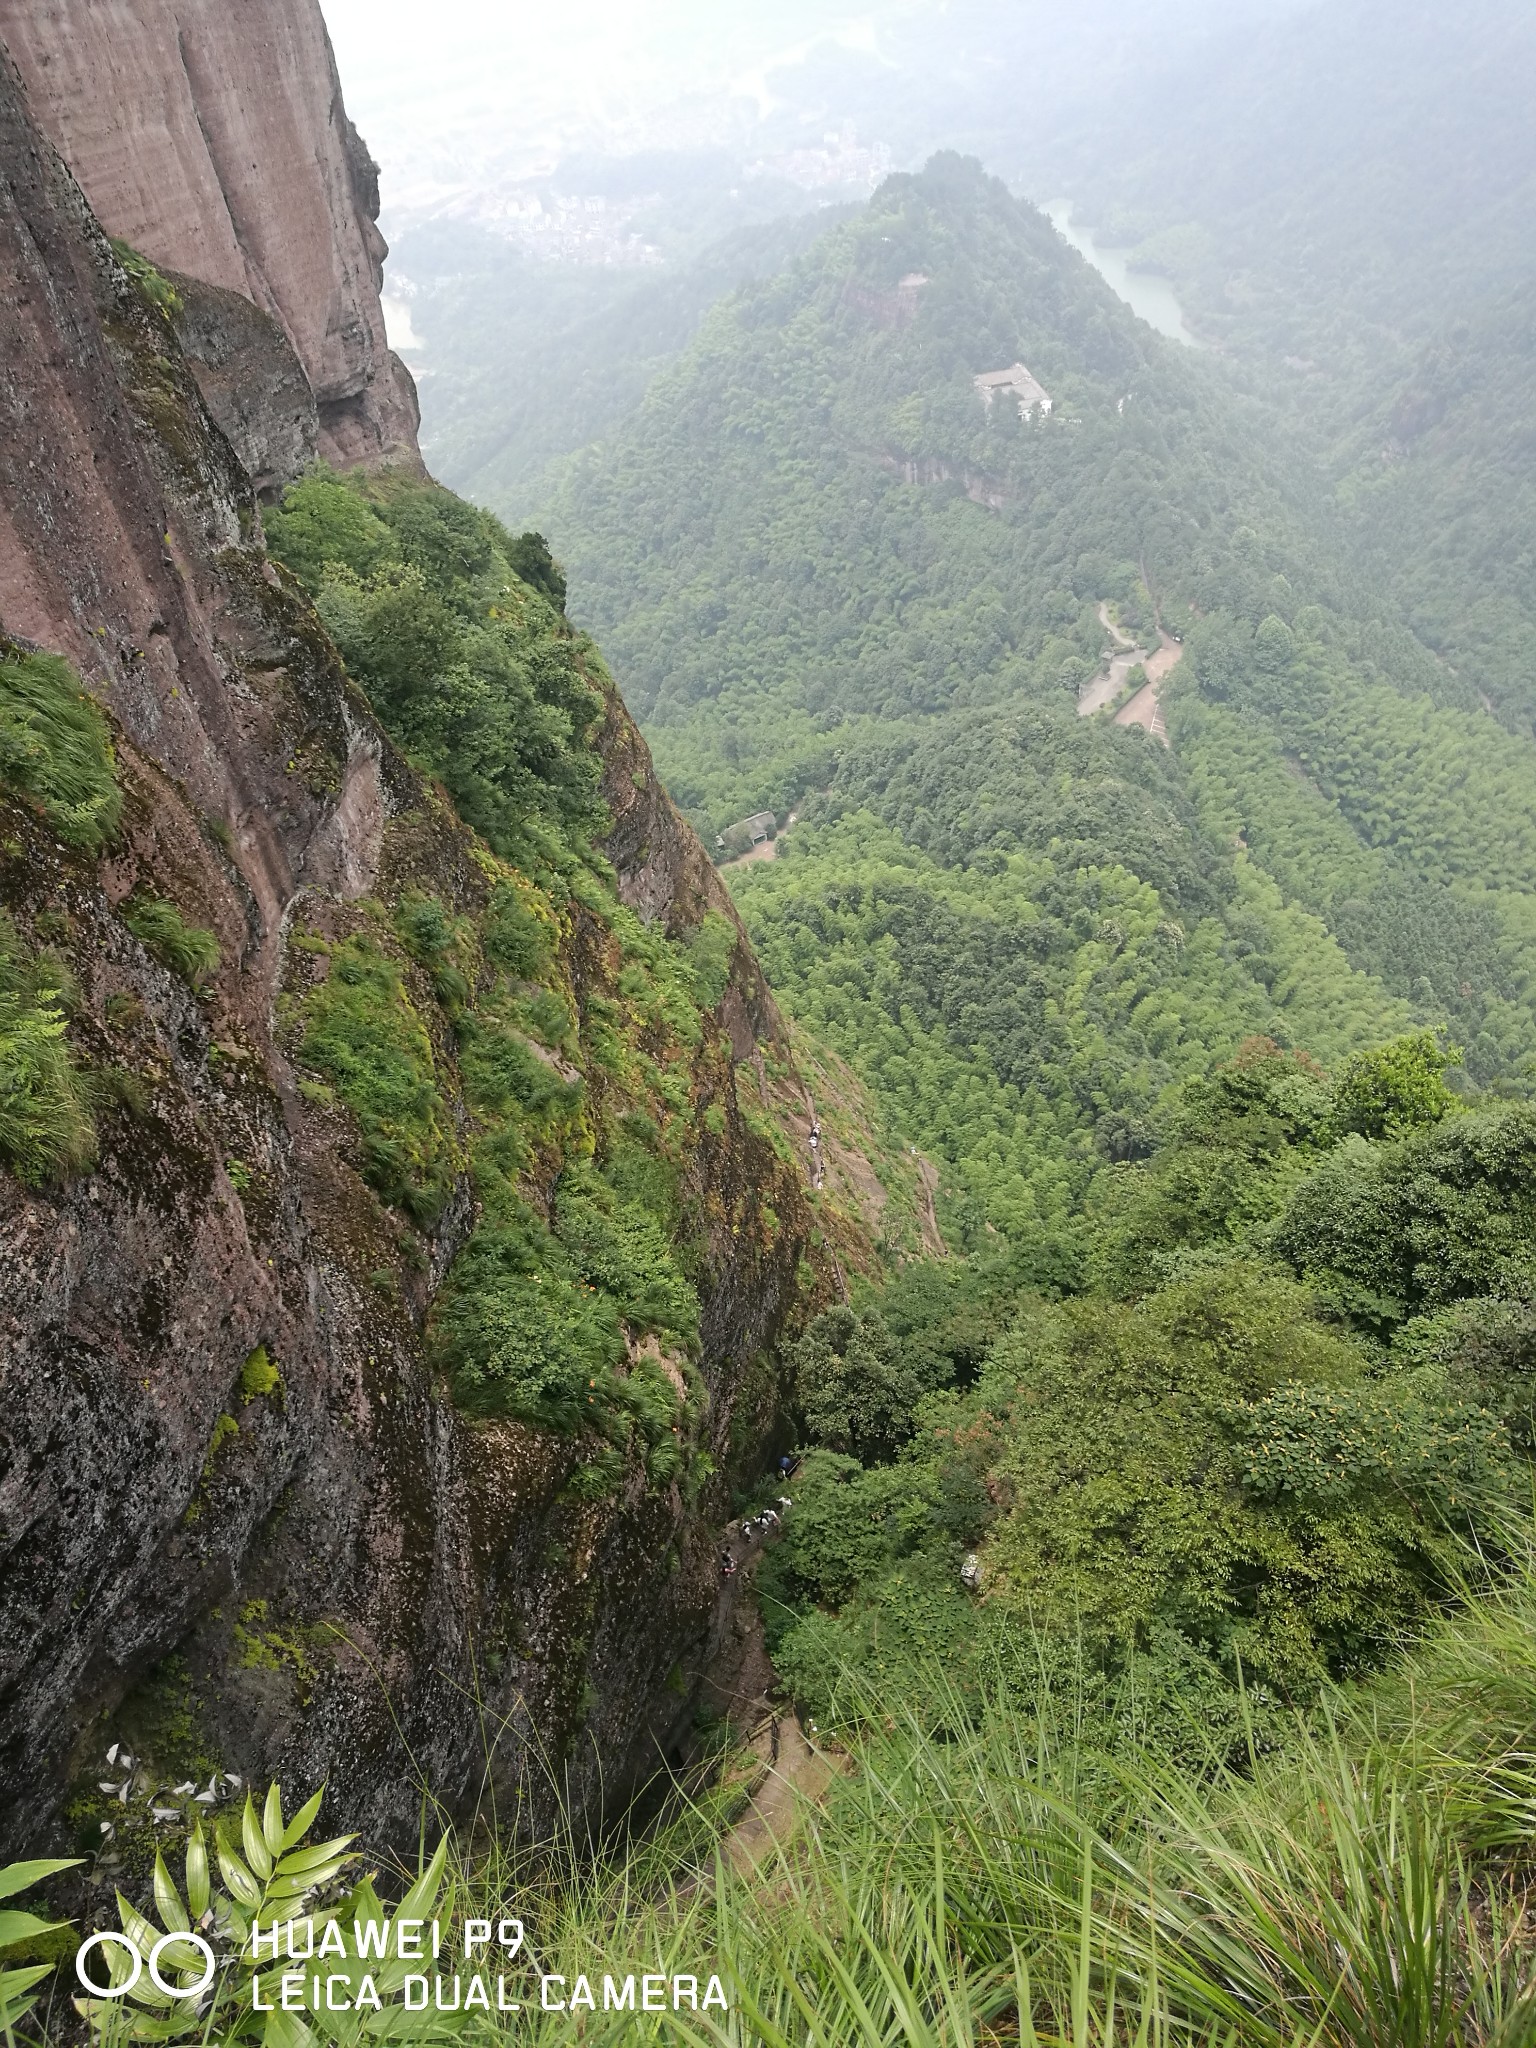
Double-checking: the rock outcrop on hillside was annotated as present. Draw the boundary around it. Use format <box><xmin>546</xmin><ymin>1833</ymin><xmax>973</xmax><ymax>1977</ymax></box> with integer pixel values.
<box><xmin>0</xmin><ymin>0</ymin><xmax>421</xmax><ymax>473</ymax></box>
<box><xmin>166</xmin><ymin>272</ymin><xmax>319</xmax><ymax>499</ymax></box>
<box><xmin>0</xmin><ymin>47</ymin><xmax>855</xmax><ymax>1857</ymax></box>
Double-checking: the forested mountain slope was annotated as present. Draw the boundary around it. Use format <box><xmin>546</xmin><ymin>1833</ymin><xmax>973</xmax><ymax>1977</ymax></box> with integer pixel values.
<box><xmin>534</xmin><ymin>157</ymin><xmax>1536</xmax><ymax>1277</ymax></box>
<box><xmin>401</xmin><ymin>207</ymin><xmax>849</xmax><ymax>519</ymax></box>
<box><xmin>1331</xmin><ymin>280</ymin><xmax>1536</xmax><ymax>734</ymax></box>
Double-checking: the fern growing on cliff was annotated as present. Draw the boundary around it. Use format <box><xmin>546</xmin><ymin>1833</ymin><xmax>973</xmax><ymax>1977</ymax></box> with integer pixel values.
<box><xmin>122</xmin><ymin>896</ymin><xmax>221</xmax><ymax>988</ymax></box>
<box><xmin>0</xmin><ymin>917</ymin><xmax>96</xmax><ymax>1183</ymax></box>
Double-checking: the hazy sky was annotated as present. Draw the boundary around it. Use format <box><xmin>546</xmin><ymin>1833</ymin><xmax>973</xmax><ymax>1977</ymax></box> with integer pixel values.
<box><xmin>317</xmin><ymin>0</ymin><xmax>1304</xmax><ymax>231</ymax></box>
<box><xmin>319</xmin><ymin>0</ymin><xmax>912</xmax><ymax>207</ymax></box>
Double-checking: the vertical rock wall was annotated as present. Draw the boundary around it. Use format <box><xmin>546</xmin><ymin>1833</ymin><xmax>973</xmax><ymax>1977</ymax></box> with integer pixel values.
<box><xmin>0</xmin><ymin>0</ymin><xmax>422</xmax><ymax>471</ymax></box>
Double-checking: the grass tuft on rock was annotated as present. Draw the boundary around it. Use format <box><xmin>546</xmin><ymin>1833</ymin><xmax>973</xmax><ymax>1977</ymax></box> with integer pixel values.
<box><xmin>0</xmin><ymin>650</ymin><xmax>122</xmax><ymax>848</ymax></box>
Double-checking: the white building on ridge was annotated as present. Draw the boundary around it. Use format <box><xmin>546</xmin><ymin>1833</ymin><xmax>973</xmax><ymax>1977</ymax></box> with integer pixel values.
<box><xmin>974</xmin><ymin>363</ymin><xmax>1053</xmax><ymax>419</ymax></box>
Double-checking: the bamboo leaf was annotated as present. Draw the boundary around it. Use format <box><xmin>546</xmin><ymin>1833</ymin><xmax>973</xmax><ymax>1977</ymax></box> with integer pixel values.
<box><xmin>243</xmin><ymin>1794</ymin><xmax>275</xmax><ymax>1881</ymax></box>
<box><xmin>278</xmin><ymin>1786</ymin><xmax>325</xmax><ymax>1853</ymax></box>
<box><xmin>0</xmin><ymin>1908</ymin><xmax>59</xmax><ymax>1946</ymax></box>
<box><xmin>262</xmin><ymin>1783</ymin><xmax>285</xmax><ymax>1858</ymax></box>
<box><xmin>0</xmin><ymin>1961</ymin><xmax>52</xmax><ymax>2025</ymax></box>
<box><xmin>274</xmin><ymin>1835</ymin><xmax>356</xmax><ymax>1876</ymax></box>
<box><xmin>0</xmin><ymin>1858</ymin><xmax>80</xmax><ymax>1902</ymax></box>
<box><xmin>152</xmin><ymin>1851</ymin><xmax>189</xmax><ymax>1934</ymax></box>
<box><xmin>218</xmin><ymin>1843</ymin><xmax>262</xmax><ymax>1910</ymax></box>
<box><xmin>186</xmin><ymin>1825</ymin><xmax>210</xmax><ymax>1921</ymax></box>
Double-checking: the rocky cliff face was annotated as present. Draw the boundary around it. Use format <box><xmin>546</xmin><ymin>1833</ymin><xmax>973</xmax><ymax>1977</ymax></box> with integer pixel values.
<box><xmin>0</xmin><ymin>0</ymin><xmax>421</xmax><ymax>473</ymax></box>
<box><xmin>0</xmin><ymin>47</ymin><xmax>861</xmax><ymax>1858</ymax></box>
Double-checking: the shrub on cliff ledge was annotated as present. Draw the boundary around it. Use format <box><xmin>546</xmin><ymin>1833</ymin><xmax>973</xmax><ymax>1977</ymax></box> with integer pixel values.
<box><xmin>266</xmin><ymin>472</ymin><xmax>602</xmax><ymax>866</ymax></box>
<box><xmin>0</xmin><ymin>650</ymin><xmax>121</xmax><ymax>848</ymax></box>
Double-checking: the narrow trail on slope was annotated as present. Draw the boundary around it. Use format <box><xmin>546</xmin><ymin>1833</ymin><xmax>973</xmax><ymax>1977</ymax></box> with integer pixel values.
<box><xmin>701</xmin><ymin>1518</ymin><xmax>845</xmax><ymax>1872</ymax></box>
<box><xmin>1099</xmin><ymin>600</ymin><xmax>1136</xmax><ymax>650</ymax></box>
<box><xmin>724</xmin><ymin>1712</ymin><xmax>839</xmax><ymax>1872</ymax></box>
<box><xmin>915</xmin><ymin>1151</ymin><xmax>948</xmax><ymax>1257</ymax></box>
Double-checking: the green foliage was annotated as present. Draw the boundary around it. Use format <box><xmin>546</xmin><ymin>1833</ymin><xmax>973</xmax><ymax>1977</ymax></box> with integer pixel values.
<box><xmin>768</xmin><ymin>1025</ymin><xmax>1536</xmax><ymax>1725</ymax></box>
<box><xmin>436</xmin><ymin>1157</ymin><xmax>699</xmax><ymax>1438</ymax></box>
<box><xmin>297</xmin><ymin>931</ymin><xmax>461</xmax><ymax>1224</ymax></box>
<box><xmin>1235</xmin><ymin>1379</ymin><xmax>1510</xmax><ymax>1509</ymax></box>
<box><xmin>1273</xmin><ymin>1103</ymin><xmax>1536</xmax><ymax>1331</ymax></box>
<box><xmin>0</xmin><ymin>1856</ymin><xmax>79</xmax><ymax>2030</ymax></box>
<box><xmin>122</xmin><ymin>895</ymin><xmax>220</xmax><ymax>985</ymax></box>
<box><xmin>512</xmin><ymin>154</ymin><xmax>1536</xmax><ymax>1300</ymax></box>
<box><xmin>71</xmin><ymin>1784</ymin><xmax>454</xmax><ymax>2043</ymax></box>
<box><xmin>261</xmin><ymin>468</ymin><xmax>396</xmax><ymax>589</ymax></box>
<box><xmin>263</xmin><ymin>473</ymin><xmax>740</xmax><ymax>1464</ymax></box>
<box><xmin>394</xmin><ymin>891</ymin><xmax>473</xmax><ymax>1010</ymax></box>
<box><xmin>16</xmin><ymin>1564</ymin><xmax>1536</xmax><ymax>2044</ymax></box>
<box><xmin>109</xmin><ymin>238</ymin><xmax>181</xmax><ymax>319</ymax></box>
<box><xmin>238</xmin><ymin>1346</ymin><xmax>281</xmax><ymax>1402</ymax></box>
<box><xmin>504</xmin><ymin>528</ymin><xmax>567</xmax><ymax>610</ymax></box>
<box><xmin>555</xmin><ymin>1164</ymin><xmax>700</xmax><ymax>1345</ymax></box>
<box><xmin>0</xmin><ymin>916</ymin><xmax>96</xmax><ymax>1183</ymax></box>
<box><xmin>736</xmin><ymin>811</ymin><xmax>1399</xmax><ymax>1263</ymax></box>
<box><xmin>968</xmin><ymin>1267</ymin><xmax>1459</xmax><ymax>1693</ymax></box>
<box><xmin>482</xmin><ymin>878</ymin><xmax>552</xmax><ymax>978</ymax></box>
<box><xmin>1330</xmin><ymin>1027</ymin><xmax>1462</xmax><ymax>1140</ymax></box>
<box><xmin>0</xmin><ymin>650</ymin><xmax>121</xmax><ymax>847</ymax></box>
<box><xmin>792</xmin><ymin>1305</ymin><xmax>928</xmax><ymax>1462</ymax></box>
<box><xmin>682</xmin><ymin>909</ymin><xmax>737</xmax><ymax>1010</ymax></box>
<box><xmin>266</xmin><ymin>472</ymin><xmax>605</xmax><ymax>865</ymax></box>
<box><xmin>459</xmin><ymin>1015</ymin><xmax>578</xmax><ymax>1122</ymax></box>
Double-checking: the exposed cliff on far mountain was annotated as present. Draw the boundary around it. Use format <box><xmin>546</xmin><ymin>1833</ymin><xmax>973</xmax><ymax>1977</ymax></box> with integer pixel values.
<box><xmin>0</xmin><ymin>0</ymin><xmax>421</xmax><ymax>473</ymax></box>
<box><xmin>0</xmin><ymin>46</ymin><xmax>874</xmax><ymax>1860</ymax></box>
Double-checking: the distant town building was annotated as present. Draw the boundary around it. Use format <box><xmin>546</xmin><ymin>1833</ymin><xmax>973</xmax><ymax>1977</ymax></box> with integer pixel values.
<box><xmin>974</xmin><ymin>362</ymin><xmax>1053</xmax><ymax>419</ymax></box>
<box><xmin>718</xmin><ymin>810</ymin><xmax>776</xmax><ymax>857</ymax></box>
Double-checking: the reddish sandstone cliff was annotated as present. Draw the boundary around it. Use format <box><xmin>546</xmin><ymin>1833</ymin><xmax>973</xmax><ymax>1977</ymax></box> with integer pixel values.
<box><xmin>0</xmin><ymin>0</ymin><xmax>421</xmax><ymax>472</ymax></box>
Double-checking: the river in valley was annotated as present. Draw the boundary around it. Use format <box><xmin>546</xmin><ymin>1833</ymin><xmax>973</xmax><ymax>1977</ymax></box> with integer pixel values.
<box><xmin>1045</xmin><ymin>203</ymin><xmax>1204</xmax><ymax>347</ymax></box>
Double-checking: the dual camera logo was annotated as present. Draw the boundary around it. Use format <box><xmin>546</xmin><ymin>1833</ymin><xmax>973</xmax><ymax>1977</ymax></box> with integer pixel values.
<box><xmin>75</xmin><ymin>1930</ymin><xmax>215</xmax><ymax>2000</ymax></box>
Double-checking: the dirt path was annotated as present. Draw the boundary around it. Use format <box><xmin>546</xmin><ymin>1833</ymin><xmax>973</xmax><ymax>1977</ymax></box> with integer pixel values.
<box><xmin>1098</xmin><ymin>600</ymin><xmax>1135</xmax><ymax>650</ymax></box>
<box><xmin>1079</xmin><ymin>604</ymin><xmax>1145</xmax><ymax>716</ymax></box>
<box><xmin>725</xmin><ymin>1714</ymin><xmax>839</xmax><ymax>1871</ymax></box>
<box><xmin>1113</xmin><ymin>630</ymin><xmax>1182</xmax><ymax>745</ymax></box>
<box><xmin>697</xmin><ymin>1519</ymin><xmax>843</xmax><ymax>1871</ymax></box>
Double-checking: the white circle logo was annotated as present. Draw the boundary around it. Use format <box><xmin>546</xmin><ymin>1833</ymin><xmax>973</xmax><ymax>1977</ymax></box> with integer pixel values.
<box><xmin>76</xmin><ymin>1930</ymin><xmax>216</xmax><ymax>2001</ymax></box>
<box><xmin>75</xmin><ymin>1931</ymin><xmax>142</xmax><ymax>1998</ymax></box>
